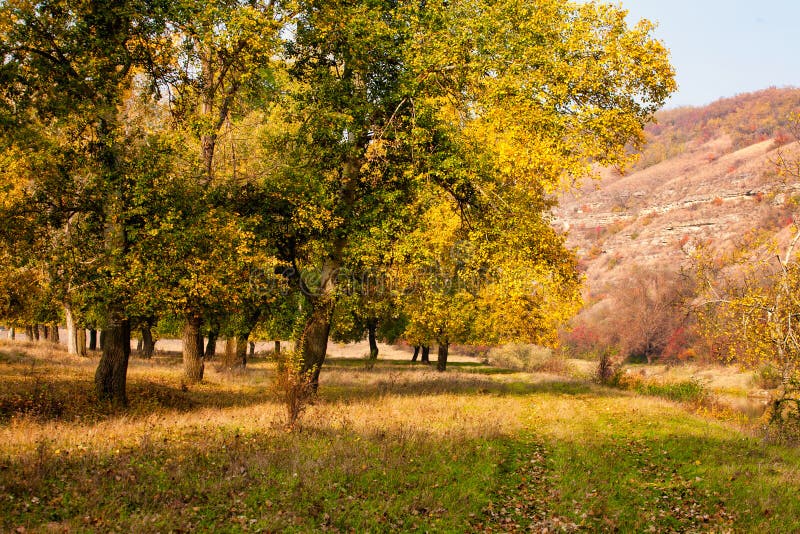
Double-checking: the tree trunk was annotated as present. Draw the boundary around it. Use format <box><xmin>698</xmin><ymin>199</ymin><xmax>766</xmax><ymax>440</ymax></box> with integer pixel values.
<box><xmin>26</xmin><ymin>325</ymin><xmax>34</xmax><ymax>341</ymax></box>
<box><xmin>140</xmin><ymin>325</ymin><xmax>154</xmax><ymax>359</ymax></box>
<box><xmin>220</xmin><ymin>337</ymin><xmax>243</xmax><ymax>371</ymax></box>
<box><xmin>274</xmin><ymin>340</ymin><xmax>281</xmax><ymax>354</ymax></box>
<box><xmin>421</xmin><ymin>345</ymin><xmax>430</xmax><ymax>364</ymax></box>
<box><xmin>65</xmin><ymin>305</ymin><xmax>77</xmax><ymax>355</ymax></box>
<box><xmin>205</xmin><ymin>327</ymin><xmax>218</xmax><ymax>360</ymax></box>
<box><xmin>50</xmin><ymin>324</ymin><xmax>59</xmax><ymax>343</ymax></box>
<box><xmin>437</xmin><ymin>342</ymin><xmax>449</xmax><ymax>372</ymax></box>
<box><xmin>183</xmin><ymin>315</ymin><xmax>204</xmax><ymax>383</ymax></box>
<box><xmin>295</xmin><ymin>159</ymin><xmax>355</xmax><ymax>388</ymax></box>
<box><xmin>249</xmin><ymin>341</ymin><xmax>255</xmax><ymax>358</ymax></box>
<box><xmin>76</xmin><ymin>328</ymin><xmax>87</xmax><ymax>357</ymax></box>
<box><xmin>99</xmin><ymin>330</ymin><xmax>106</xmax><ymax>350</ymax></box>
<box><xmin>237</xmin><ymin>335</ymin><xmax>249</xmax><ymax>366</ymax></box>
<box><xmin>9</xmin><ymin>327</ymin><xmax>15</xmax><ymax>340</ymax></box>
<box><xmin>136</xmin><ymin>338</ymin><xmax>142</xmax><ymax>352</ymax></box>
<box><xmin>367</xmin><ymin>319</ymin><xmax>379</xmax><ymax>361</ymax></box>
<box><xmin>89</xmin><ymin>329</ymin><xmax>97</xmax><ymax>350</ymax></box>
<box><xmin>94</xmin><ymin>316</ymin><xmax>131</xmax><ymax>405</ymax></box>
<box><xmin>39</xmin><ymin>324</ymin><xmax>47</xmax><ymax>342</ymax></box>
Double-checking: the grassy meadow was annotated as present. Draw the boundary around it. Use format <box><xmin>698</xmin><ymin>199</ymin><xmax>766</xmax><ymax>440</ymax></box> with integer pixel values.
<box><xmin>1</xmin><ymin>342</ymin><xmax>800</xmax><ymax>533</ymax></box>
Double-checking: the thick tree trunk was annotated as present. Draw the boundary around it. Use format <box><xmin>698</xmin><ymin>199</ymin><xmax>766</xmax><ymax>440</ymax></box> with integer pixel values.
<box><xmin>367</xmin><ymin>320</ymin><xmax>379</xmax><ymax>361</ymax></box>
<box><xmin>183</xmin><ymin>315</ymin><xmax>204</xmax><ymax>383</ymax></box>
<box><xmin>94</xmin><ymin>316</ymin><xmax>131</xmax><ymax>405</ymax></box>
<box><xmin>76</xmin><ymin>328</ymin><xmax>87</xmax><ymax>357</ymax></box>
<box><xmin>298</xmin><ymin>257</ymin><xmax>341</xmax><ymax>389</ymax></box>
<box><xmin>411</xmin><ymin>345</ymin><xmax>420</xmax><ymax>362</ymax></box>
<box><xmin>99</xmin><ymin>330</ymin><xmax>106</xmax><ymax>350</ymax></box>
<box><xmin>89</xmin><ymin>329</ymin><xmax>97</xmax><ymax>351</ymax></box>
<box><xmin>50</xmin><ymin>324</ymin><xmax>59</xmax><ymax>343</ymax></box>
<box><xmin>274</xmin><ymin>340</ymin><xmax>281</xmax><ymax>354</ymax></box>
<box><xmin>249</xmin><ymin>341</ymin><xmax>255</xmax><ymax>358</ymax></box>
<box><xmin>300</xmin><ymin>305</ymin><xmax>332</xmax><ymax>388</ymax></box>
<box><xmin>140</xmin><ymin>326</ymin><xmax>154</xmax><ymax>359</ymax></box>
<box><xmin>65</xmin><ymin>305</ymin><xmax>77</xmax><ymax>355</ymax></box>
<box><xmin>421</xmin><ymin>345</ymin><xmax>430</xmax><ymax>364</ymax></box>
<box><xmin>437</xmin><ymin>342</ymin><xmax>449</xmax><ymax>372</ymax></box>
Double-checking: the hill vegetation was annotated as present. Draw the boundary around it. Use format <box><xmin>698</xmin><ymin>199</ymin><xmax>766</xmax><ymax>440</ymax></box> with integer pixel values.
<box><xmin>636</xmin><ymin>87</ymin><xmax>800</xmax><ymax>170</ymax></box>
<box><xmin>557</xmin><ymin>88</ymin><xmax>800</xmax><ymax>415</ymax></box>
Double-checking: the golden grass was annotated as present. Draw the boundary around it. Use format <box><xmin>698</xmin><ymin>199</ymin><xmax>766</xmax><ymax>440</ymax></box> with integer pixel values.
<box><xmin>3</xmin><ymin>341</ymin><xmax>800</xmax><ymax>532</ymax></box>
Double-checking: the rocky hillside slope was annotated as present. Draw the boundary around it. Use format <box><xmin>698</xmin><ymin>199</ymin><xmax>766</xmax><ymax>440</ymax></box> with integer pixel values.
<box><xmin>554</xmin><ymin>88</ymin><xmax>800</xmax><ymax>297</ymax></box>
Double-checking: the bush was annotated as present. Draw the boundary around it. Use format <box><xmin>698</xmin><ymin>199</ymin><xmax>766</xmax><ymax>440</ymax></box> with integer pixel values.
<box><xmin>613</xmin><ymin>372</ymin><xmax>707</xmax><ymax>404</ymax></box>
<box><xmin>272</xmin><ymin>350</ymin><xmax>314</xmax><ymax>430</ymax></box>
<box><xmin>754</xmin><ymin>364</ymin><xmax>782</xmax><ymax>390</ymax></box>
<box><xmin>487</xmin><ymin>344</ymin><xmax>567</xmax><ymax>374</ymax></box>
<box><xmin>596</xmin><ymin>350</ymin><xmax>621</xmax><ymax>384</ymax></box>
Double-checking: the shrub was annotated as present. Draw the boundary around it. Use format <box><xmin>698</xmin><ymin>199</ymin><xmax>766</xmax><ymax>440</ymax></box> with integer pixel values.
<box><xmin>754</xmin><ymin>363</ymin><xmax>782</xmax><ymax>390</ymax></box>
<box><xmin>614</xmin><ymin>372</ymin><xmax>707</xmax><ymax>404</ymax></box>
<box><xmin>272</xmin><ymin>350</ymin><xmax>315</xmax><ymax>430</ymax></box>
<box><xmin>487</xmin><ymin>344</ymin><xmax>567</xmax><ymax>374</ymax></box>
<box><xmin>596</xmin><ymin>349</ymin><xmax>621</xmax><ymax>384</ymax></box>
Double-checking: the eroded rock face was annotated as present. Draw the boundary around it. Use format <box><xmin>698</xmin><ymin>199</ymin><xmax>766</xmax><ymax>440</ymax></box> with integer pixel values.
<box><xmin>554</xmin><ymin>135</ymin><xmax>800</xmax><ymax>289</ymax></box>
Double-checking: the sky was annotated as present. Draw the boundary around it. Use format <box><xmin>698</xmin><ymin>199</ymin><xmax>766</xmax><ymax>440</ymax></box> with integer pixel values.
<box><xmin>618</xmin><ymin>0</ymin><xmax>800</xmax><ymax>108</ymax></box>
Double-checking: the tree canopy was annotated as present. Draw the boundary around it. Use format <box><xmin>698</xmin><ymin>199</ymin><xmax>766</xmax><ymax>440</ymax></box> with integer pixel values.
<box><xmin>0</xmin><ymin>0</ymin><xmax>676</xmax><ymax>402</ymax></box>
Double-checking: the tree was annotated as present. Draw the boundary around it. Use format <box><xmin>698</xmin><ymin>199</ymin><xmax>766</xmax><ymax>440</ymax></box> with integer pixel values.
<box><xmin>0</xmin><ymin>0</ymin><xmax>172</xmax><ymax>404</ymax></box>
<box><xmin>271</xmin><ymin>0</ymin><xmax>674</xmax><ymax>385</ymax></box>
<box><xmin>154</xmin><ymin>0</ymin><xmax>285</xmax><ymax>382</ymax></box>
<box><xmin>605</xmin><ymin>267</ymin><xmax>693</xmax><ymax>363</ymax></box>
<box><xmin>695</xmin><ymin>140</ymin><xmax>800</xmax><ymax>421</ymax></box>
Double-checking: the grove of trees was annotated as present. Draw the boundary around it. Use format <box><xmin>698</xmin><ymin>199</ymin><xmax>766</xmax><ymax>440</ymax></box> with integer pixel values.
<box><xmin>0</xmin><ymin>0</ymin><xmax>676</xmax><ymax>404</ymax></box>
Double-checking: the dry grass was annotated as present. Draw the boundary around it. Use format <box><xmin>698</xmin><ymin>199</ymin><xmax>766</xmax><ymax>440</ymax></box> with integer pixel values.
<box><xmin>3</xmin><ymin>341</ymin><xmax>800</xmax><ymax>532</ymax></box>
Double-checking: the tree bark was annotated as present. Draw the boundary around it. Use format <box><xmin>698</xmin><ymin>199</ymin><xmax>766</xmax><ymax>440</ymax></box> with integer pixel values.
<box><xmin>89</xmin><ymin>329</ymin><xmax>97</xmax><ymax>350</ymax></box>
<box><xmin>140</xmin><ymin>325</ymin><xmax>154</xmax><ymax>359</ymax></box>
<box><xmin>50</xmin><ymin>324</ymin><xmax>59</xmax><ymax>343</ymax></box>
<box><xmin>221</xmin><ymin>337</ymin><xmax>237</xmax><ymax>369</ymax></box>
<box><xmin>76</xmin><ymin>328</ymin><xmax>87</xmax><ymax>357</ymax></box>
<box><xmin>437</xmin><ymin>342</ymin><xmax>449</xmax><ymax>372</ymax></box>
<box><xmin>298</xmin><ymin>257</ymin><xmax>340</xmax><ymax>389</ymax></box>
<box><xmin>183</xmin><ymin>314</ymin><xmax>204</xmax><ymax>383</ymax></box>
<box><xmin>99</xmin><ymin>330</ymin><xmax>106</xmax><ymax>350</ymax></box>
<box><xmin>65</xmin><ymin>305</ymin><xmax>77</xmax><ymax>355</ymax></box>
<box><xmin>237</xmin><ymin>335</ymin><xmax>249</xmax><ymax>365</ymax></box>
<box><xmin>421</xmin><ymin>345</ymin><xmax>430</xmax><ymax>364</ymax></box>
<box><xmin>412</xmin><ymin>345</ymin><xmax>420</xmax><ymax>362</ymax></box>
<box><xmin>367</xmin><ymin>319</ymin><xmax>379</xmax><ymax>361</ymax></box>
<box><xmin>274</xmin><ymin>340</ymin><xmax>281</xmax><ymax>354</ymax></box>
<box><xmin>39</xmin><ymin>324</ymin><xmax>47</xmax><ymax>342</ymax></box>
<box><xmin>249</xmin><ymin>341</ymin><xmax>255</xmax><ymax>358</ymax></box>
<box><xmin>26</xmin><ymin>325</ymin><xmax>34</xmax><ymax>341</ymax></box>
<box><xmin>9</xmin><ymin>327</ymin><xmax>15</xmax><ymax>340</ymax></box>
<box><xmin>94</xmin><ymin>316</ymin><xmax>130</xmax><ymax>405</ymax></box>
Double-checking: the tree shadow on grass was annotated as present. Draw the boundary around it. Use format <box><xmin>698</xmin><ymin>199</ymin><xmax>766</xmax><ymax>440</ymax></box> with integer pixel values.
<box><xmin>0</xmin><ymin>348</ymin><xmax>621</xmax><ymax>424</ymax></box>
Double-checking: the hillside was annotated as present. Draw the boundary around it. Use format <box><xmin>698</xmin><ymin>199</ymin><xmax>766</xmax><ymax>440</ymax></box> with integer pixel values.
<box><xmin>555</xmin><ymin>87</ymin><xmax>800</xmax><ymax>296</ymax></box>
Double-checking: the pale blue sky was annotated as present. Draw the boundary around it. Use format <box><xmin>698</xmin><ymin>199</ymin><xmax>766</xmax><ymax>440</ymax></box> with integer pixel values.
<box><xmin>619</xmin><ymin>0</ymin><xmax>800</xmax><ymax>108</ymax></box>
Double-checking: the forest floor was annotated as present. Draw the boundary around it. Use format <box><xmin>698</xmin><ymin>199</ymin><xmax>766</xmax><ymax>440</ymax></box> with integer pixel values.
<box><xmin>1</xmin><ymin>341</ymin><xmax>799</xmax><ymax>533</ymax></box>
